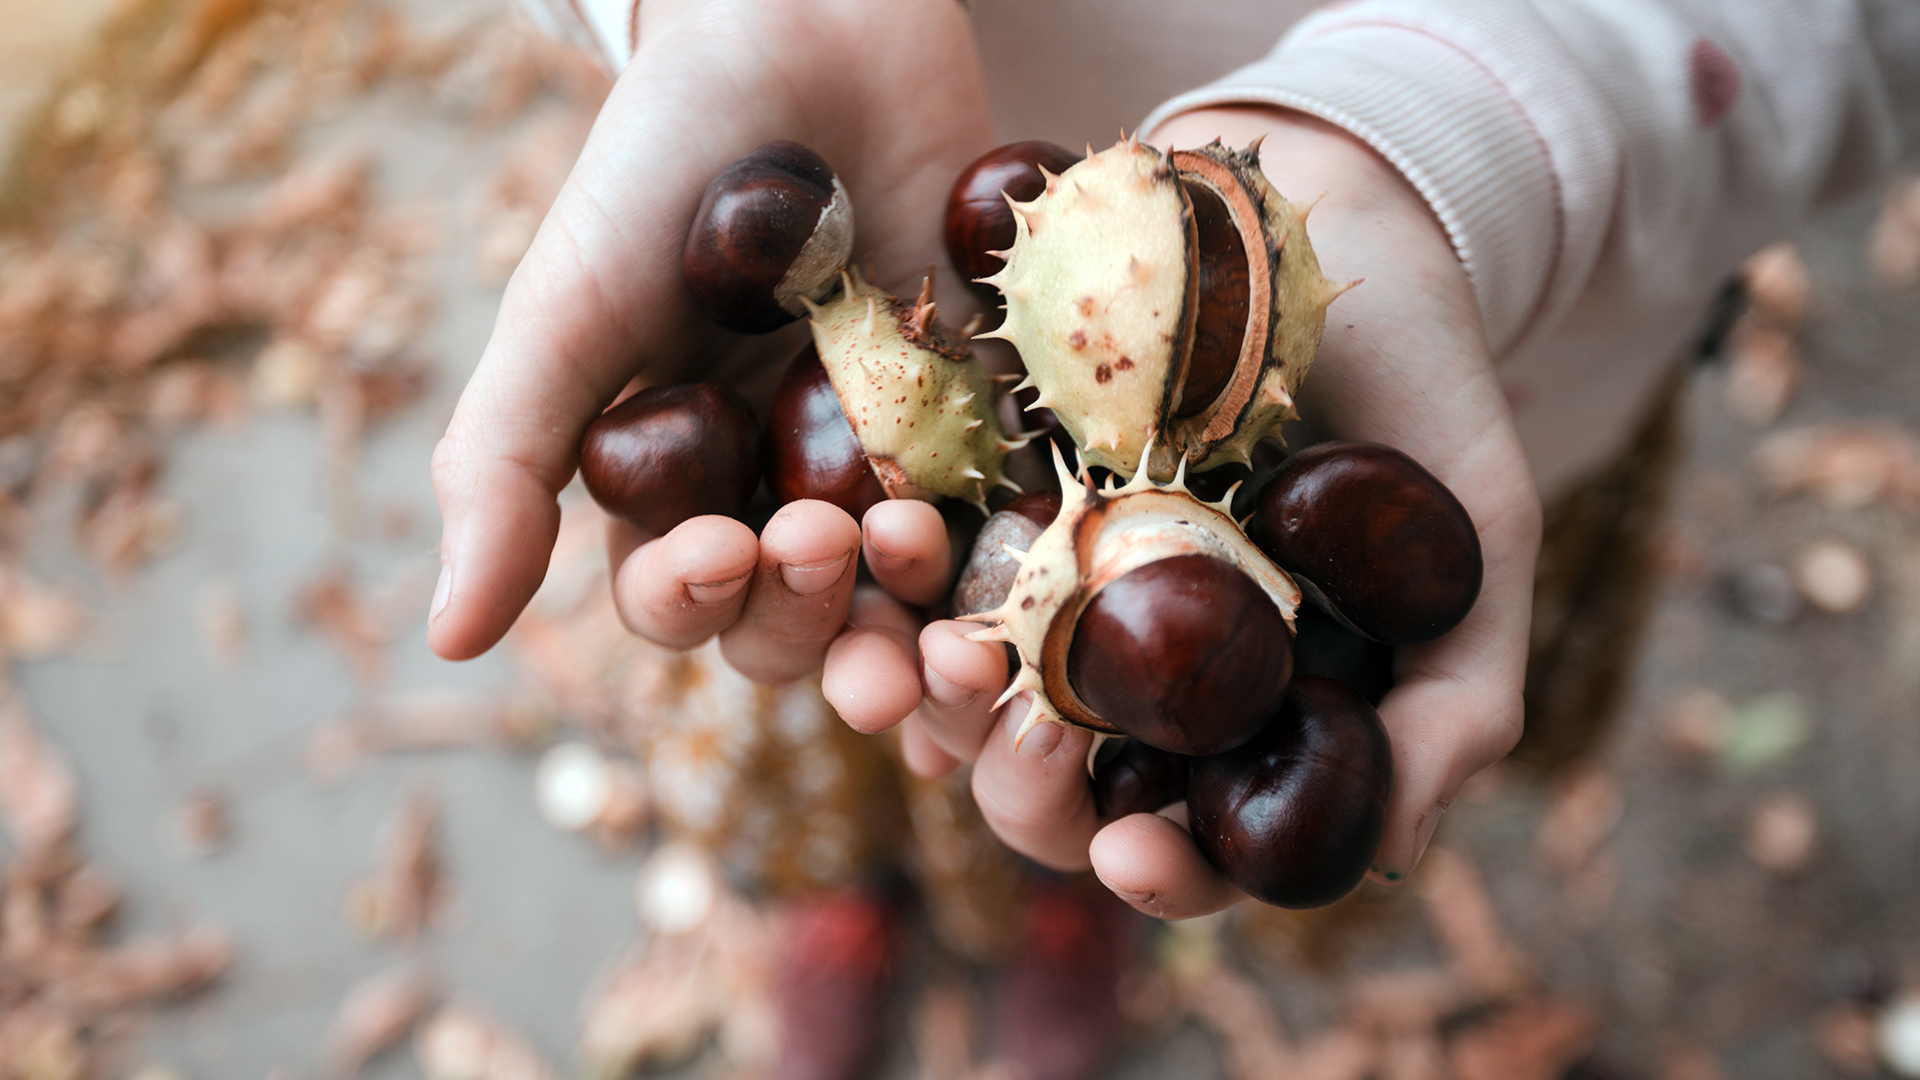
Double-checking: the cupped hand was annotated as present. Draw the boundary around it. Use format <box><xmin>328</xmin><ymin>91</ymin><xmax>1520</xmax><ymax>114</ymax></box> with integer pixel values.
<box><xmin>845</xmin><ymin>107</ymin><xmax>1543</xmax><ymax>919</ymax></box>
<box><xmin>428</xmin><ymin>0</ymin><xmax>995</xmax><ymax>673</ymax></box>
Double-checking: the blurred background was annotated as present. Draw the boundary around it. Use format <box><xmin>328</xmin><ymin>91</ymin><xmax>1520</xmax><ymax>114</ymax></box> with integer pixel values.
<box><xmin>1</xmin><ymin>0</ymin><xmax>1918</xmax><ymax>1078</ymax></box>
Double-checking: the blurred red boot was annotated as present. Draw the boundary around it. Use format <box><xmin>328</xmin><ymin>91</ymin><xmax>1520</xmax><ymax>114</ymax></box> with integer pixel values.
<box><xmin>773</xmin><ymin>886</ymin><xmax>897</xmax><ymax>1080</ymax></box>
<box><xmin>988</xmin><ymin>877</ymin><xmax>1141</xmax><ymax>1080</ymax></box>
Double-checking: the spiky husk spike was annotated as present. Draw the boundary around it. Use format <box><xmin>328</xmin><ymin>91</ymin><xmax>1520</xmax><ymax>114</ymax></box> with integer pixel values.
<box><xmin>962</xmin><ymin>437</ymin><xmax>1300</xmax><ymax>739</ymax></box>
<box><xmin>808</xmin><ymin>267</ymin><xmax>1014</xmax><ymax>507</ymax></box>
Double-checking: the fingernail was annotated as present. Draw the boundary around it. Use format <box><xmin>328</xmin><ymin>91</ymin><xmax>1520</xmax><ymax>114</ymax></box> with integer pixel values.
<box><xmin>1098</xmin><ymin>877</ymin><xmax>1163</xmax><ymax>915</ymax></box>
<box><xmin>686</xmin><ymin>572</ymin><xmax>750</xmax><ymax>605</ymax></box>
<box><xmin>866</xmin><ymin>540</ymin><xmax>915</xmax><ymax>577</ymax></box>
<box><xmin>924</xmin><ymin>665</ymin><xmax>977</xmax><ymax>709</ymax></box>
<box><xmin>1016</xmin><ymin>715</ymin><xmax>1064</xmax><ymax>758</ymax></box>
<box><xmin>429</xmin><ymin>562</ymin><xmax>452</xmax><ymax>625</ymax></box>
<box><xmin>779</xmin><ymin>552</ymin><xmax>852</xmax><ymax>595</ymax></box>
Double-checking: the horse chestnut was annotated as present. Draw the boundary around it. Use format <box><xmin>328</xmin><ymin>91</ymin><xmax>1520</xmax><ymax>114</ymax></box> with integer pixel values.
<box><xmin>944</xmin><ymin>140</ymin><xmax>1080</xmax><ymax>303</ymax></box>
<box><xmin>951</xmin><ymin>492</ymin><xmax>1062</xmax><ymax>619</ymax></box>
<box><xmin>1246</xmin><ymin>442</ymin><xmax>1482</xmax><ymax>645</ymax></box>
<box><xmin>1291</xmin><ymin>605</ymin><xmax>1395</xmax><ymax>707</ymax></box>
<box><xmin>1066</xmin><ymin>553</ymin><xmax>1292</xmax><ymax>756</ymax></box>
<box><xmin>763</xmin><ymin>344</ymin><xmax>888</xmax><ymax>520</ymax></box>
<box><xmin>683</xmin><ymin>141</ymin><xmax>853</xmax><ymax>334</ymax></box>
<box><xmin>578</xmin><ymin>383</ymin><xmax>761</xmax><ymax>536</ymax></box>
<box><xmin>1092</xmin><ymin>740</ymin><xmax>1190</xmax><ymax>820</ymax></box>
<box><xmin>1188</xmin><ymin>675</ymin><xmax>1393</xmax><ymax>909</ymax></box>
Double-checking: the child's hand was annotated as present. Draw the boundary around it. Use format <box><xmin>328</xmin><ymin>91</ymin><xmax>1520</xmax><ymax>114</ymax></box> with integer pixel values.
<box><xmin>837</xmin><ymin>108</ymin><xmax>1542</xmax><ymax>917</ymax></box>
<box><xmin>427</xmin><ymin>0</ymin><xmax>993</xmax><ymax>682</ymax></box>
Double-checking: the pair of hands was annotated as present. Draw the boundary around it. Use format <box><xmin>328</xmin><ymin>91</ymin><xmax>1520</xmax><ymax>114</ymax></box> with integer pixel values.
<box><xmin>429</xmin><ymin>0</ymin><xmax>1542</xmax><ymax>919</ymax></box>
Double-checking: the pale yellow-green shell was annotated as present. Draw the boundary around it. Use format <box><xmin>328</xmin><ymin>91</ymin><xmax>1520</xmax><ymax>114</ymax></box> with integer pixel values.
<box><xmin>959</xmin><ymin>438</ymin><xmax>1301</xmax><ymax>746</ymax></box>
<box><xmin>978</xmin><ymin>139</ymin><xmax>1193</xmax><ymax>477</ymax></box>
<box><xmin>984</xmin><ymin>138</ymin><xmax>1351</xmax><ymax>482</ymax></box>
<box><xmin>807</xmin><ymin>270</ymin><xmax>1021</xmax><ymax>510</ymax></box>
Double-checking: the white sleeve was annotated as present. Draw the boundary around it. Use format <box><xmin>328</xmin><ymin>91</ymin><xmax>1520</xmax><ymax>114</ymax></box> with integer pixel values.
<box><xmin>1140</xmin><ymin>0</ymin><xmax>1920</xmax><ymax>361</ymax></box>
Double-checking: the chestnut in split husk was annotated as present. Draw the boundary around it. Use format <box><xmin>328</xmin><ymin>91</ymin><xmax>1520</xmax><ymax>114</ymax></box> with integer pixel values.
<box><xmin>963</xmin><ymin>442</ymin><xmax>1302</xmax><ymax>753</ymax></box>
<box><xmin>979</xmin><ymin>138</ymin><xmax>1351</xmax><ymax>480</ymax></box>
<box><xmin>944</xmin><ymin>140</ymin><xmax>1081</xmax><ymax>303</ymax></box>
<box><xmin>683</xmin><ymin>141</ymin><xmax>853</xmax><ymax>334</ymax></box>
<box><xmin>1092</xmin><ymin>739</ymin><xmax>1189</xmax><ymax>820</ymax></box>
<box><xmin>1188</xmin><ymin>675</ymin><xmax>1392</xmax><ymax>909</ymax></box>
<box><xmin>1245</xmin><ymin>441</ymin><xmax>1482</xmax><ymax>645</ymax></box>
<box><xmin>579</xmin><ymin>383</ymin><xmax>762</xmax><ymax>535</ymax></box>
<box><xmin>763</xmin><ymin>344</ymin><xmax>888</xmax><ymax>520</ymax></box>
<box><xmin>1066</xmin><ymin>553</ymin><xmax>1292</xmax><ymax>756</ymax></box>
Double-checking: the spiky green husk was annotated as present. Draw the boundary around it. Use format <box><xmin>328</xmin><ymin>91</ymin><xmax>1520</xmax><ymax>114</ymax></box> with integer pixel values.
<box><xmin>977</xmin><ymin>137</ymin><xmax>1194</xmax><ymax>477</ymax></box>
<box><xmin>958</xmin><ymin>437</ymin><xmax>1302</xmax><ymax>747</ymax></box>
<box><xmin>983</xmin><ymin>138</ymin><xmax>1353</xmax><ymax>482</ymax></box>
<box><xmin>806</xmin><ymin>269</ymin><xmax>1023</xmax><ymax>510</ymax></box>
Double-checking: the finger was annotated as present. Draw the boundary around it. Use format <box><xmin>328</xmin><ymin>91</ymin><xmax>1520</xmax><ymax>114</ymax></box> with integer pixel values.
<box><xmin>913</xmin><ymin>620</ymin><xmax>1010</xmax><ymax>765</ymax></box>
<box><xmin>822</xmin><ymin>586</ymin><xmax>924</xmax><ymax>734</ymax></box>
<box><xmin>899</xmin><ymin>717</ymin><xmax>960</xmax><ymax>778</ymax></box>
<box><xmin>1089</xmin><ymin>813</ymin><xmax>1244</xmax><ymax>920</ymax></box>
<box><xmin>1368</xmin><ymin>444</ymin><xmax>1538</xmax><ymax>883</ymax></box>
<box><xmin>861</xmin><ymin>500</ymin><xmax>954</xmax><ymax>607</ymax></box>
<box><xmin>608</xmin><ymin>515</ymin><xmax>758</xmax><ymax>650</ymax></box>
<box><xmin>970</xmin><ymin>708</ymin><xmax>1099</xmax><ymax>871</ymax></box>
<box><xmin>717</xmin><ymin>500</ymin><xmax>861</xmax><ymax>684</ymax></box>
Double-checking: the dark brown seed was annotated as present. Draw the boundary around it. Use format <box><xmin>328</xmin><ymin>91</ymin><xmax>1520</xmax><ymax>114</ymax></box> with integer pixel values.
<box><xmin>1246</xmin><ymin>442</ymin><xmax>1482</xmax><ymax>645</ymax></box>
<box><xmin>579</xmin><ymin>383</ymin><xmax>761</xmax><ymax>536</ymax></box>
<box><xmin>683</xmin><ymin>141</ymin><xmax>846</xmax><ymax>334</ymax></box>
<box><xmin>763</xmin><ymin>344</ymin><xmax>887</xmax><ymax>520</ymax></box>
<box><xmin>1188</xmin><ymin>675</ymin><xmax>1393</xmax><ymax>909</ymax></box>
<box><xmin>945</xmin><ymin>141</ymin><xmax>1081</xmax><ymax>303</ymax></box>
<box><xmin>950</xmin><ymin>492</ymin><xmax>1063</xmax><ymax>619</ymax></box>
<box><xmin>1290</xmin><ymin>605</ymin><xmax>1395</xmax><ymax>707</ymax></box>
<box><xmin>1066</xmin><ymin>554</ymin><xmax>1292</xmax><ymax>756</ymax></box>
<box><xmin>1174</xmin><ymin>180</ymin><xmax>1248</xmax><ymax>418</ymax></box>
<box><xmin>1092</xmin><ymin>740</ymin><xmax>1190</xmax><ymax>820</ymax></box>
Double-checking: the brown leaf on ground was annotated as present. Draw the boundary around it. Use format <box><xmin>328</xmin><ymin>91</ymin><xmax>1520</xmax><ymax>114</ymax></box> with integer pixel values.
<box><xmin>1534</xmin><ymin>767</ymin><xmax>1624</xmax><ymax>875</ymax></box>
<box><xmin>1744</xmin><ymin>791</ymin><xmax>1820</xmax><ymax>875</ymax></box>
<box><xmin>1812</xmin><ymin>1002</ymin><xmax>1880</xmax><ymax>1075</ymax></box>
<box><xmin>49</xmin><ymin>925</ymin><xmax>235</xmax><ymax>1013</ymax></box>
<box><xmin>1753</xmin><ymin>423</ymin><xmax>1920</xmax><ymax>512</ymax></box>
<box><xmin>1742</xmin><ymin>243</ymin><xmax>1811</xmax><ymax>329</ymax></box>
<box><xmin>0</xmin><ymin>687</ymin><xmax>79</xmax><ymax>863</ymax></box>
<box><xmin>323</xmin><ymin>965</ymin><xmax>438</xmax><ymax>1078</ymax></box>
<box><xmin>0</xmin><ymin>566</ymin><xmax>91</xmax><ymax>660</ymax></box>
<box><xmin>1418</xmin><ymin>848</ymin><xmax>1531</xmax><ymax>998</ymax></box>
<box><xmin>343</xmin><ymin>788</ymin><xmax>445</xmax><ymax>942</ymax></box>
<box><xmin>1447</xmin><ymin>997</ymin><xmax>1602</xmax><ymax>1080</ymax></box>
<box><xmin>295</xmin><ymin>565</ymin><xmax>389</xmax><ymax>686</ymax></box>
<box><xmin>1868</xmin><ymin>175</ymin><xmax>1920</xmax><ymax>290</ymax></box>
<box><xmin>415</xmin><ymin>1005</ymin><xmax>557</xmax><ymax>1080</ymax></box>
<box><xmin>1723</xmin><ymin>320</ymin><xmax>1800</xmax><ymax>426</ymax></box>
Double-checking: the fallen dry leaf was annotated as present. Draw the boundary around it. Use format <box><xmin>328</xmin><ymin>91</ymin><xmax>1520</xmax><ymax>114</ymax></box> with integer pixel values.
<box><xmin>415</xmin><ymin>1004</ymin><xmax>556</xmax><ymax>1080</ymax></box>
<box><xmin>323</xmin><ymin>965</ymin><xmax>438</xmax><ymax>1078</ymax></box>
<box><xmin>1795</xmin><ymin>537</ymin><xmax>1873</xmax><ymax>615</ymax></box>
<box><xmin>343</xmin><ymin>787</ymin><xmax>445</xmax><ymax>942</ymax></box>
<box><xmin>1744</xmin><ymin>791</ymin><xmax>1820</xmax><ymax>875</ymax></box>
<box><xmin>1754</xmin><ymin>423</ymin><xmax>1920</xmax><ymax>512</ymax></box>
<box><xmin>1868</xmin><ymin>175</ymin><xmax>1920</xmax><ymax>290</ymax></box>
<box><xmin>0</xmin><ymin>686</ymin><xmax>79</xmax><ymax>863</ymax></box>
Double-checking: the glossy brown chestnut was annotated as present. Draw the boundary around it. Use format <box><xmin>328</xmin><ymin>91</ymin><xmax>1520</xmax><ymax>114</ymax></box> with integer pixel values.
<box><xmin>1291</xmin><ymin>605</ymin><xmax>1395</xmax><ymax>707</ymax></box>
<box><xmin>1188</xmin><ymin>675</ymin><xmax>1393</xmax><ymax>909</ymax></box>
<box><xmin>944</xmin><ymin>141</ymin><xmax>1081</xmax><ymax>303</ymax></box>
<box><xmin>950</xmin><ymin>492</ymin><xmax>1063</xmax><ymax>619</ymax></box>
<box><xmin>1174</xmin><ymin>180</ymin><xmax>1249</xmax><ymax>419</ymax></box>
<box><xmin>1065</xmin><ymin>554</ymin><xmax>1292</xmax><ymax>756</ymax></box>
<box><xmin>763</xmin><ymin>343</ymin><xmax>887</xmax><ymax>520</ymax></box>
<box><xmin>578</xmin><ymin>383</ymin><xmax>761</xmax><ymax>536</ymax></box>
<box><xmin>1246</xmin><ymin>442</ymin><xmax>1482</xmax><ymax>645</ymax></box>
<box><xmin>1092</xmin><ymin>740</ymin><xmax>1190</xmax><ymax>820</ymax></box>
<box><xmin>683</xmin><ymin>141</ymin><xmax>851</xmax><ymax>334</ymax></box>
